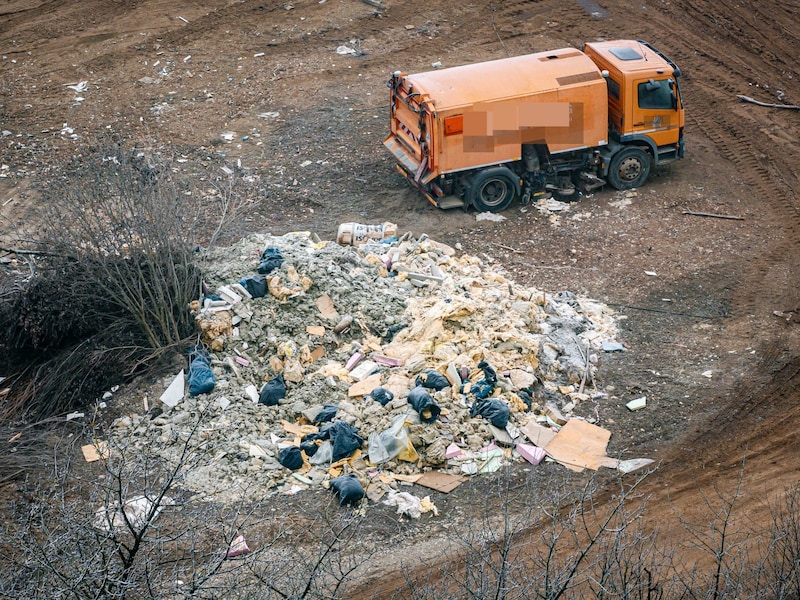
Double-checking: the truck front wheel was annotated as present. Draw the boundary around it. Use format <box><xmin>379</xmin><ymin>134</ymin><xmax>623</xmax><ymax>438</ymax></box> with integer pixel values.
<box><xmin>608</xmin><ymin>147</ymin><xmax>651</xmax><ymax>190</ymax></box>
<box><xmin>468</xmin><ymin>169</ymin><xmax>517</xmax><ymax>212</ymax></box>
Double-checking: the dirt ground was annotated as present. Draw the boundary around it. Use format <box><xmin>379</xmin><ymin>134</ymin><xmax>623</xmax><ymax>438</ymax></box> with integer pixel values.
<box><xmin>2</xmin><ymin>0</ymin><xmax>800</xmax><ymax>593</ymax></box>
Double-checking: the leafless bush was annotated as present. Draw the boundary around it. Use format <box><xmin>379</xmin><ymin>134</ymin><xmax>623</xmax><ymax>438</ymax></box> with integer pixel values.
<box><xmin>0</xmin><ymin>142</ymin><xmax>206</xmax><ymax>422</ymax></box>
<box><xmin>756</xmin><ymin>483</ymin><xmax>800</xmax><ymax>599</ymax></box>
<box><xmin>0</xmin><ymin>412</ymin><xmax>367</xmax><ymax>600</ymax></box>
<box><xmin>394</xmin><ymin>465</ymin><xmax>672</xmax><ymax>600</ymax></box>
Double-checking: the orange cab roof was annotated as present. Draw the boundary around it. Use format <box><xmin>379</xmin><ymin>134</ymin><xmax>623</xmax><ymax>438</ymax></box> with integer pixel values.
<box><xmin>583</xmin><ymin>40</ymin><xmax>676</xmax><ymax>75</ymax></box>
<box><xmin>404</xmin><ymin>47</ymin><xmax>604</xmax><ymax>111</ymax></box>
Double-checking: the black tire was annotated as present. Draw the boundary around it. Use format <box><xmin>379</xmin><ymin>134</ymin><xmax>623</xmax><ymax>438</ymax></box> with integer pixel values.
<box><xmin>608</xmin><ymin>147</ymin><xmax>651</xmax><ymax>190</ymax></box>
<box><xmin>468</xmin><ymin>169</ymin><xmax>517</xmax><ymax>212</ymax></box>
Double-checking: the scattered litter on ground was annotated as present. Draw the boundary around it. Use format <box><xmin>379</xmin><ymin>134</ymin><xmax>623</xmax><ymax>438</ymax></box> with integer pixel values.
<box><xmin>81</xmin><ymin>441</ymin><xmax>109</xmax><ymax>463</ymax></box>
<box><xmin>225</xmin><ymin>534</ymin><xmax>252</xmax><ymax>558</ymax></box>
<box><xmin>383</xmin><ymin>491</ymin><xmax>438</xmax><ymax>519</ymax></box>
<box><xmin>94</xmin><ymin>494</ymin><xmax>174</xmax><ymax>531</ymax></box>
<box><xmin>535</xmin><ymin>198</ymin><xmax>572</xmax><ymax>214</ymax></box>
<box><xmin>475</xmin><ymin>212</ymin><xmax>506</xmax><ymax>222</ymax></box>
<box><xmin>626</xmin><ymin>397</ymin><xmax>647</xmax><ymax>411</ymax></box>
<box><xmin>106</xmin><ymin>230</ymin><xmax>648</xmax><ymax>506</ymax></box>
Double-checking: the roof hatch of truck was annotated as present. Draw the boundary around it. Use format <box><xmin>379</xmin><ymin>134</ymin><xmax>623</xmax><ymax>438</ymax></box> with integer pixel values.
<box><xmin>608</xmin><ymin>47</ymin><xmax>643</xmax><ymax>61</ymax></box>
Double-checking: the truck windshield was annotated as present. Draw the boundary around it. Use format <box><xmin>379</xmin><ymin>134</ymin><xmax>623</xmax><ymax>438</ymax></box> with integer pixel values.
<box><xmin>638</xmin><ymin>79</ymin><xmax>673</xmax><ymax>110</ymax></box>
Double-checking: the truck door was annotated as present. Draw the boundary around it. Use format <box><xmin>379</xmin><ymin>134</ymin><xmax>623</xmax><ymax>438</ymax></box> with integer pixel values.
<box><xmin>631</xmin><ymin>77</ymin><xmax>680</xmax><ymax>147</ymax></box>
<box><xmin>388</xmin><ymin>83</ymin><xmax>434</xmax><ymax>179</ymax></box>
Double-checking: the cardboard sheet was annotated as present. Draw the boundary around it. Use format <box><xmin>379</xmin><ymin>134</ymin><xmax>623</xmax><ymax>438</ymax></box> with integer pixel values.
<box><xmin>414</xmin><ymin>471</ymin><xmax>467</xmax><ymax>493</ymax></box>
<box><xmin>544</xmin><ymin>419</ymin><xmax>617</xmax><ymax>472</ymax></box>
<box><xmin>315</xmin><ymin>294</ymin><xmax>339</xmax><ymax>319</ymax></box>
<box><xmin>519</xmin><ymin>421</ymin><xmax>557</xmax><ymax>448</ymax></box>
<box><xmin>348</xmin><ymin>373</ymin><xmax>382</xmax><ymax>397</ymax></box>
<box><xmin>81</xmin><ymin>441</ymin><xmax>109</xmax><ymax>463</ymax></box>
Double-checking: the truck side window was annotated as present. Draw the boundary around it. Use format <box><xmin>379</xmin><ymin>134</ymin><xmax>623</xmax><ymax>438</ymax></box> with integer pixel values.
<box><xmin>606</xmin><ymin>77</ymin><xmax>621</xmax><ymax>100</ymax></box>
<box><xmin>638</xmin><ymin>79</ymin><xmax>672</xmax><ymax>109</ymax></box>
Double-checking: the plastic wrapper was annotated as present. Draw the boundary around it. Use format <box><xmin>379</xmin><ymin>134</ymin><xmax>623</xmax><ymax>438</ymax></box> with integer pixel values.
<box><xmin>470</xmin><ymin>398</ymin><xmax>510</xmax><ymax>428</ymax></box>
<box><xmin>368</xmin><ymin>414</ymin><xmax>419</xmax><ymax>464</ymax></box>
<box><xmin>414</xmin><ymin>369</ymin><xmax>451</xmax><ymax>391</ymax></box>
<box><xmin>278</xmin><ymin>446</ymin><xmax>304</xmax><ymax>470</ymax></box>
<box><xmin>370</xmin><ymin>386</ymin><xmax>395</xmax><ymax>406</ymax></box>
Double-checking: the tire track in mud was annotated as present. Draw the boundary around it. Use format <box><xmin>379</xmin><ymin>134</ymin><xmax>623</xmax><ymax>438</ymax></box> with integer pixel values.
<box><xmin>680</xmin><ymin>84</ymin><xmax>800</xmax><ymax>321</ymax></box>
<box><xmin>588</xmin><ymin>0</ymin><xmax>800</xmax><ymax>322</ymax></box>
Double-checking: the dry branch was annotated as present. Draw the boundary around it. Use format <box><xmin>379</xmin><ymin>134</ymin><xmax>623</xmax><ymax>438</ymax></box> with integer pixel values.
<box><xmin>737</xmin><ymin>95</ymin><xmax>800</xmax><ymax>110</ymax></box>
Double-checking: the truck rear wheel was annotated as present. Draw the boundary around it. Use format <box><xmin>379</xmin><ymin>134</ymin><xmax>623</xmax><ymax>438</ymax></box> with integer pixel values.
<box><xmin>468</xmin><ymin>169</ymin><xmax>517</xmax><ymax>212</ymax></box>
<box><xmin>608</xmin><ymin>147</ymin><xmax>651</xmax><ymax>190</ymax></box>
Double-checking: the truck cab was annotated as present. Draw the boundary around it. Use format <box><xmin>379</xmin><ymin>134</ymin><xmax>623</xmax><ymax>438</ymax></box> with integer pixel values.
<box><xmin>583</xmin><ymin>40</ymin><xmax>685</xmax><ymax>164</ymax></box>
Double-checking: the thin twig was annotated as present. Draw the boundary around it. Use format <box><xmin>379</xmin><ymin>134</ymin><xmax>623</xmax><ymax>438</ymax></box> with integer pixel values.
<box><xmin>607</xmin><ymin>302</ymin><xmax>718</xmax><ymax>320</ymax></box>
<box><xmin>683</xmin><ymin>210</ymin><xmax>744</xmax><ymax>221</ymax></box>
<box><xmin>490</xmin><ymin>242</ymin><xmax>523</xmax><ymax>254</ymax></box>
<box><xmin>489</xmin><ymin>1</ymin><xmax>509</xmax><ymax>57</ymax></box>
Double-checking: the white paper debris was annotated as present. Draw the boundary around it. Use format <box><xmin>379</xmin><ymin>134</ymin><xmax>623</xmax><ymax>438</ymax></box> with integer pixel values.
<box><xmin>160</xmin><ymin>370</ymin><xmax>185</xmax><ymax>408</ymax></box>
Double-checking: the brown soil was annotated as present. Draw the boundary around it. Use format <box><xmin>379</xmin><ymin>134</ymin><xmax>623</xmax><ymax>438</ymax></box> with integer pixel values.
<box><xmin>2</xmin><ymin>0</ymin><xmax>800</xmax><ymax>593</ymax></box>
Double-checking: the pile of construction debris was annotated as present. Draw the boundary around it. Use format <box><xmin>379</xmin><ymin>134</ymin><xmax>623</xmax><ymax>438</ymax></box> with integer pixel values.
<box><xmin>105</xmin><ymin>228</ymin><xmax>650</xmax><ymax>507</ymax></box>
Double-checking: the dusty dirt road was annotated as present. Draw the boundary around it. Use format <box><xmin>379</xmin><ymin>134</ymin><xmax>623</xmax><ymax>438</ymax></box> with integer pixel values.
<box><xmin>2</xmin><ymin>0</ymin><xmax>800</xmax><ymax>592</ymax></box>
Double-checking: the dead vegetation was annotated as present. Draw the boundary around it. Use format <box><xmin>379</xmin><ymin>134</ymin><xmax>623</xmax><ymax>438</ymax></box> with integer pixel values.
<box><xmin>0</xmin><ymin>143</ymin><xmax>204</xmax><ymax>423</ymax></box>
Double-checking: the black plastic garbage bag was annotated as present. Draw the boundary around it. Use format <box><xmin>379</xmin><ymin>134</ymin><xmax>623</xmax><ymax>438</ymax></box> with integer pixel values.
<box><xmin>328</xmin><ymin>422</ymin><xmax>363</xmax><ymax>461</ymax></box>
<box><xmin>407</xmin><ymin>386</ymin><xmax>441</xmax><ymax>423</ymax></box>
<box><xmin>314</xmin><ymin>404</ymin><xmax>338</xmax><ymax>424</ymax></box>
<box><xmin>471</xmin><ymin>379</ymin><xmax>494</xmax><ymax>401</ymax></box>
<box><xmin>304</xmin><ymin>422</ymin><xmax>363</xmax><ymax>461</ymax></box>
<box><xmin>329</xmin><ymin>474</ymin><xmax>364</xmax><ymax>507</ymax></box>
<box><xmin>517</xmin><ymin>388</ymin><xmax>534</xmax><ymax>411</ymax></box>
<box><xmin>258</xmin><ymin>247</ymin><xmax>284</xmax><ymax>274</ymax></box>
<box><xmin>470</xmin><ymin>398</ymin><xmax>510</xmax><ymax>429</ymax></box>
<box><xmin>415</xmin><ymin>369</ymin><xmax>451</xmax><ymax>391</ymax></box>
<box><xmin>300</xmin><ymin>440</ymin><xmax>319</xmax><ymax>458</ymax></box>
<box><xmin>370</xmin><ymin>387</ymin><xmax>395</xmax><ymax>406</ymax></box>
<box><xmin>478</xmin><ymin>360</ymin><xmax>497</xmax><ymax>384</ymax></box>
<box><xmin>238</xmin><ymin>274</ymin><xmax>268</xmax><ymax>298</ymax></box>
<box><xmin>259</xmin><ymin>374</ymin><xmax>286</xmax><ymax>406</ymax></box>
<box><xmin>278</xmin><ymin>446</ymin><xmax>304</xmax><ymax>470</ymax></box>
<box><xmin>188</xmin><ymin>353</ymin><xmax>215</xmax><ymax>397</ymax></box>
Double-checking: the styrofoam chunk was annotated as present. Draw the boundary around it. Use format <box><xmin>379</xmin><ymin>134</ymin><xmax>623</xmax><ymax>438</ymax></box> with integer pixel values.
<box><xmin>445</xmin><ymin>443</ymin><xmax>464</xmax><ymax>459</ymax></box>
<box><xmin>626</xmin><ymin>397</ymin><xmax>647</xmax><ymax>411</ymax></box>
<box><xmin>516</xmin><ymin>443</ymin><xmax>546</xmax><ymax>465</ymax></box>
<box><xmin>245</xmin><ymin>384</ymin><xmax>259</xmax><ymax>403</ymax></box>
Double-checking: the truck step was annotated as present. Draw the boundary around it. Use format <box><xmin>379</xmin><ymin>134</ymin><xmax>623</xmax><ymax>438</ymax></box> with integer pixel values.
<box><xmin>436</xmin><ymin>196</ymin><xmax>466</xmax><ymax>210</ymax></box>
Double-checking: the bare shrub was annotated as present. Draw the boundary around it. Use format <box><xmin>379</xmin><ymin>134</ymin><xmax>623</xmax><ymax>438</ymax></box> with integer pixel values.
<box><xmin>395</xmin><ymin>465</ymin><xmax>672</xmax><ymax>600</ymax></box>
<box><xmin>0</xmin><ymin>142</ymin><xmax>204</xmax><ymax>422</ymax></box>
<box><xmin>0</xmin><ymin>413</ymin><xmax>366</xmax><ymax>600</ymax></box>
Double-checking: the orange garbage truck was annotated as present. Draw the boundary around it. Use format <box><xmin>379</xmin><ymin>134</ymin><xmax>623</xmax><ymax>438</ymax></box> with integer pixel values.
<box><xmin>384</xmin><ymin>39</ymin><xmax>684</xmax><ymax>211</ymax></box>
